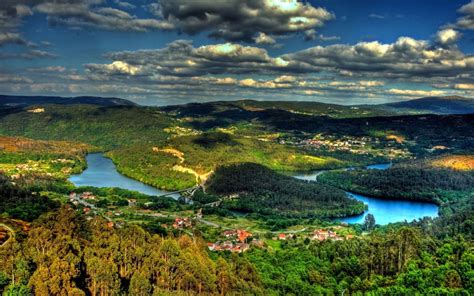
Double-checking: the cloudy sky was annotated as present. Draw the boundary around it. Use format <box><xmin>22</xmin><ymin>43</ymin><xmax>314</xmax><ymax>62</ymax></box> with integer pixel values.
<box><xmin>1</xmin><ymin>0</ymin><xmax>474</xmax><ymax>105</ymax></box>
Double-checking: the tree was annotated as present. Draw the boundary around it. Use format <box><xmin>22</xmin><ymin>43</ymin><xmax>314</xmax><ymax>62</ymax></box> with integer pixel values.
<box><xmin>364</xmin><ymin>214</ymin><xmax>376</xmax><ymax>231</ymax></box>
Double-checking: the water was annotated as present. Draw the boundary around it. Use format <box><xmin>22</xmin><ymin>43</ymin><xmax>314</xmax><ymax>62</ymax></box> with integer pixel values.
<box><xmin>293</xmin><ymin>163</ymin><xmax>439</xmax><ymax>225</ymax></box>
<box><xmin>69</xmin><ymin>153</ymin><xmax>181</xmax><ymax>199</ymax></box>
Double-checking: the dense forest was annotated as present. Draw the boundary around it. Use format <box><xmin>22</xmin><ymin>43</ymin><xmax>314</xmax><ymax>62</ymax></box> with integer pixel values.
<box><xmin>245</xmin><ymin>226</ymin><xmax>473</xmax><ymax>295</ymax></box>
<box><xmin>0</xmin><ymin>180</ymin><xmax>473</xmax><ymax>295</ymax></box>
<box><xmin>0</xmin><ymin>207</ymin><xmax>264</xmax><ymax>295</ymax></box>
<box><xmin>319</xmin><ymin>166</ymin><xmax>474</xmax><ymax>204</ymax></box>
<box><xmin>206</xmin><ymin>163</ymin><xmax>365</xmax><ymax>218</ymax></box>
<box><xmin>0</xmin><ymin>174</ymin><xmax>59</xmax><ymax>221</ymax></box>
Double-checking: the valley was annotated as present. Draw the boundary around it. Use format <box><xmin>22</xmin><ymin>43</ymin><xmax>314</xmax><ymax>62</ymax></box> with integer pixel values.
<box><xmin>0</xmin><ymin>95</ymin><xmax>472</xmax><ymax>295</ymax></box>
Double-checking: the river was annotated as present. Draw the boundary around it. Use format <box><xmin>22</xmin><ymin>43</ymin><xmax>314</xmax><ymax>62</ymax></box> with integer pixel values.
<box><xmin>69</xmin><ymin>153</ymin><xmax>181</xmax><ymax>199</ymax></box>
<box><xmin>293</xmin><ymin>164</ymin><xmax>439</xmax><ymax>225</ymax></box>
<box><xmin>70</xmin><ymin>154</ymin><xmax>438</xmax><ymax>225</ymax></box>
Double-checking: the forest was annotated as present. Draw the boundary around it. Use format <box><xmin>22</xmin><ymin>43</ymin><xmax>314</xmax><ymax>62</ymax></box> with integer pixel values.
<box><xmin>206</xmin><ymin>163</ymin><xmax>365</xmax><ymax>218</ymax></box>
<box><xmin>319</xmin><ymin>166</ymin><xmax>474</xmax><ymax>204</ymax></box>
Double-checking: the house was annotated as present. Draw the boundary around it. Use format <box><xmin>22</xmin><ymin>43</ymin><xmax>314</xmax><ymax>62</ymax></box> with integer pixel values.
<box><xmin>83</xmin><ymin>207</ymin><xmax>91</xmax><ymax>214</ymax></box>
<box><xmin>107</xmin><ymin>221</ymin><xmax>114</xmax><ymax>228</ymax></box>
<box><xmin>278</xmin><ymin>233</ymin><xmax>286</xmax><ymax>240</ymax></box>
<box><xmin>81</xmin><ymin>192</ymin><xmax>96</xmax><ymax>200</ymax></box>
<box><xmin>222</xmin><ymin>230</ymin><xmax>237</xmax><ymax>238</ymax></box>
<box><xmin>237</xmin><ymin>229</ymin><xmax>252</xmax><ymax>242</ymax></box>
<box><xmin>173</xmin><ymin>217</ymin><xmax>192</xmax><ymax>229</ymax></box>
<box><xmin>127</xmin><ymin>199</ymin><xmax>137</xmax><ymax>206</ymax></box>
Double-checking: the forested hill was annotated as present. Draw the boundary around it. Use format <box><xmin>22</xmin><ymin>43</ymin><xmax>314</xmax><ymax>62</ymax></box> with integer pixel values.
<box><xmin>375</xmin><ymin>96</ymin><xmax>474</xmax><ymax>114</ymax></box>
<box><xmin>206</xmin><ymin>163</ymin><xmax>365</xmax><ymax>218</ymax></box>
<box><xmin>159</xmin><ymin>99</ymin><xmax>392</xmax><ymax>118</ymax></box>
<box><xmin>0</xmin><ymin>95</ymin><xmax>137</xmax><ymax>107</ymax></box>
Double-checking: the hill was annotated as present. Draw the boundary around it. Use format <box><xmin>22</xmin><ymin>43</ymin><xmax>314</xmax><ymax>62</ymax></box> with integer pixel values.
<box><xmin>377</xmin><ymin>96</ymin><xmax>474</xmax><ymax>114</ymax></box>
<box><xmin>161</xmin><ymin>99</ymin><xmax>392</xmax><ymax>118</ymax></box>
<box><xmin>0</xmin><ymin>95</ymin><xmax>137</xmax><ymax>107</ymax></box>
<box><xmin>206</xmin><ymin>162</ymin><xmax>365</xmax><ymax>218</ymax></box>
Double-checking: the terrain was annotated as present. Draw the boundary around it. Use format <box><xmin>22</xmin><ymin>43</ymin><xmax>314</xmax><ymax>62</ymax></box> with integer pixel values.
<box><xmin>378</xmin><ymin>96</ymin><xmax>474</xmax><ymax>115</ymax></box>
<box><xmin>0</xmin><ymin>94</ymin><xmax>136</xmax><ymax>107</ymax></box>
<box><xmin>0</xmin><ymin>95</ymin><xmax>472</xmax><ymax>295</ymax></box>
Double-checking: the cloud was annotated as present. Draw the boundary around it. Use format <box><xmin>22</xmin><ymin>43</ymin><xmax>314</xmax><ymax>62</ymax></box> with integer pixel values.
<box><xmin>254</xmin><ymin>32</ymin><xmax>277</xmax><ymax>45</ymax></box>
<box><xmin>34</xmin><ymin>1</ymin><xmax>174</xmax><ymax>32</ymax></box>
<box><xmin>0</xmin><ymin>32</ymin><xmax>26</xmax><ymax>46</ymax></box>
<box><xmin>158</xmin><ymin>0</ymin><xmax>334</xmax><ymax>42</ymax></box>
<box><xmin>304</xmin><ymin>29</ymin><xmax>340</xmax><ymax>41</ymax></box>
<box><xmin>0</xmin><ymin>49</ymin><xmax>56</xmax><ymax>59</ymax></box>
<box><xmin>369</xmin><ymin>13</ymin><xmax>385</xmax><ymax>19</ymax></box>
<box><xmin>386</xmin><ymin>88</ymin><xmax>445</xmax><ymax>97</ymax></box>
<box><xmin>456</xmin><ymin>0</ymin><xmax>474</xmax><ymax>29</ymax></box>
<box><xmin>27</xmin><ymin>66</ymin><xmax>66</xmax><ymax>72</ymax></box>
<box><xmin>454</xmin><ymin>83</ymin><xmax>474</xmax><ymax>90</ymax></box>
<box><xmin>0</xmin><ymin>73</ymin><xmax>33</xmax><ymax>84</ymax></box>
<box><xmin>113</xmin><ymin>0</ymin><xmax>135</xmax><ymax>10</ymax></box>
<box><xmin>284</xmin><ymin>36</ymin><xmax>474</xmax><ymax>79</ymax></box>
<box><xmin>85</xmin><ymin>40</ymin><xmax>302</xmax><ymax>77</ymax></box>
<box><xmin>436</xmin><ymin>28</ymin><xmax>460</xmax><ymax>45</ymax></box>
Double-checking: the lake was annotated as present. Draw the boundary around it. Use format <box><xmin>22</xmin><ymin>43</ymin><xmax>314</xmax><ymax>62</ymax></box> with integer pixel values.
<box><xmin>293</xmin><ymin>164</ymin><xmax>439</xmax><ymax>225</ymax></box>
<box><xmin>69</xmin><ymin>153</ymin><xmax>181</xmax><ymax>199</ymax></box>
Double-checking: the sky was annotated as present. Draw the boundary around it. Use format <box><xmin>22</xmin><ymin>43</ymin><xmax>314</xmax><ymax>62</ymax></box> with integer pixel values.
<box><xmin>1</xmin><ymin>0</ymin><xmax>474</xmax><ymax>106</ymax></box>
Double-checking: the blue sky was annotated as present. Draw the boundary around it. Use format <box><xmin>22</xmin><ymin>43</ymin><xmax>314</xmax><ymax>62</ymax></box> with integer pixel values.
<box><xmin>0</xmin><ymin>0</ymin><xmax>473</xmax><ymax>105</ymax></box>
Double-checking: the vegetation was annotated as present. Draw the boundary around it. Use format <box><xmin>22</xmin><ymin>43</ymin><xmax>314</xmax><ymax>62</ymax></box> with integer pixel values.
<box><xmin>206</xmin><ymin>163</ymin><xmax>365</xmax><ymax>218</ymax></box>
<box><xmin>0</xmin><ymin>174</ymin><xmax>59</xmax><ymax>221</ymax></box>
<box><xmin>319</xmin><ymin>165</ymin><xmax>474</xmax><ymax>204</ymax></box>
<box><xmin>0</xmin><ymin>207</ymin><xmax>264</xmax><ymax>295</ymax></box>
<box><xmin>0</xmin><ymin>105</ymin><xmax>174</xmax><ymax>150</ymax></box>
<box><xmin>0</xmin><ymin>99</ymin><xmax>473</xmax><ymax>295</ymax></box>
<box><xmin>108</xmin><ymin>132</ymin><xmax>343</xmax><ymax>191</ymax></box>
<box><xmin>245</xmin><ymin>226</ymin><xmax>473</xmax><ymax>295</ymax></box>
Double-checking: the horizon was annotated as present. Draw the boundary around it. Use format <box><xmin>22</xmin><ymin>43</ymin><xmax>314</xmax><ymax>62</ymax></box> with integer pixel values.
<box><xmin>1</xmin><ymin>0</ymin><xmax>474</xmax><ymax>105</ymax></box>
<box><xmin>1</xmin><ymin>93</ymin><xmax>473</xmax><ymax>108</ymax></box>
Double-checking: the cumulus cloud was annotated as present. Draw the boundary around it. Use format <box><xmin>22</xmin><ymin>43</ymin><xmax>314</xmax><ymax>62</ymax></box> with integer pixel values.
<box><xmin>85</xmin><ymin>40</ymin><xmax>302</xmax><ymax>77</ymax></box>
<box><xmin>284</xmin><ymin>36</ymin><xmax>474</xmax><ymax>79</ymax></box>
<box><xmin>158</xmin><ymin>0</ymin><xmax>334</xmax><ymax>42</ymax></box>
<box><xmin>254</xmin><ymin>32</ymin><xmax>277</xmax><ymax>45</ymax></box>
<box><xmin>436</xmin><ymin>28</ymin><xmax>460</xmax><ymax>45</ymax></box>
<box><xmin>456</xmin><ymin>0</ymin><xmax>474</xmax><ymax>29</ymax></box>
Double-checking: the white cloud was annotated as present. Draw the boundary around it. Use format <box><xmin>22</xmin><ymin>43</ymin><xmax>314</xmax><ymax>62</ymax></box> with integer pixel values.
<box><xmin>387</xmin><ymin>88</ymin><xmax>445</xmax><ymax>97</ymax></box>
<box><xmin>254</xmin><ymin>32</ymin><xmax>277</xmax><ymax>45</ymax></box>
<box><xmin>437</xmin><ymin>28</ymin><xmax>460</xmax><ymax>45</ymax></box>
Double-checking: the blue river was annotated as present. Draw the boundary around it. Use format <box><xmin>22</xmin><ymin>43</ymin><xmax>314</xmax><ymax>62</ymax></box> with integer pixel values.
<box><xmin>71</xmin><ymin>154</ymin><xmax>439</xmax><ymax>225</ymax></box>
<box><xmin>293</xmin><ymin>163</ymin><xmax>439</xmax><ymax>225</ymax></box>
<box><xmin>69</xmin><ymin>153</ymin><xmax>181</xmax><ymax>199</ymax></box>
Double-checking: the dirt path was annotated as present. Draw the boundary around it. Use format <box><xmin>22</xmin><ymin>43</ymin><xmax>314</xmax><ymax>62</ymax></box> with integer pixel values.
<box><xmin>0</xmin><ymin>223</ymin><xmax>15</xmax><ymax>246</ymax></box>
<box><xmin>152</xmin><ymin>147</ymin><xmax>213</xmax><ymax>184</ymax></box>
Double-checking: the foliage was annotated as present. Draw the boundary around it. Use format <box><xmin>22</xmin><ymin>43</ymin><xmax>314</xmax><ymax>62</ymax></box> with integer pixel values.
<box><xmin>0</xmin><ymin>207</ymin><xmax>264</xmax><ymax>295</ymax></box>
<box><xmin>207</xmin><ymin>162</ymin><xmax>365</xmax><ymax>218</ymax></box>
<box><xmin>319</xmin><ymin>166</ymin><xmax>474</xmax><ymax>204</ymax></box>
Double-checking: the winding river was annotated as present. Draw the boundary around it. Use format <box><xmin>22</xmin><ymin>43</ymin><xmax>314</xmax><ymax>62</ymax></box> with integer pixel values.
<box><xmin>69</xmin><ymin>153</ymin><xmax>181</xmax><ymax>199</ymax></box>
<box><xmin>70</xmin><ymin>153</ymin><xmax>439</xmax><ymax>225</ymax></box>
<box><xmin>293</xmin><ymin>164</ymin><xmax>439</xmax><ymax>225</ymax></box>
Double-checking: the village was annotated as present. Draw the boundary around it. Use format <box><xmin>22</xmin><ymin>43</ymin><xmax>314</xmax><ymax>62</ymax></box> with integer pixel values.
<box><xmin>279</xmin><ymin>133</ymin><xmax>411</xmax><ymax>159</ymax></box>
<box><xmin>67</xmin><ymin>190</ymin><xmax>358</xmax><ymax>254</ymax></box>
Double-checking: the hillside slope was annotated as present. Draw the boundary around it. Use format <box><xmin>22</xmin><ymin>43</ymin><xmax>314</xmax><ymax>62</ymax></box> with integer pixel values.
<box><xmin>378</xmin><ymin>96</ymin><xmax>474</xmax><ymax>114</ymax></box>
<box><xmin>0</xmin><ymin>95</ymin><xmax>136</xmax><ymax>107</ymax></box>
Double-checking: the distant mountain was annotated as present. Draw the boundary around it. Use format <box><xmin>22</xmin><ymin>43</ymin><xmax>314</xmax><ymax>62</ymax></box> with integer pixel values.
<box><xmin>0</xmin><ymin>95</ymin><xmax>137</xmax><ymax>107</ymax></box>
<box><xmin>161</xmin><ymin>99</ymin><xmax>394</xmax><ymax>119</ymax></box>
<box><xmin>378</xmin><ymin>96</ymin><xmax>474</xmax><ymax>115</ymax></box>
